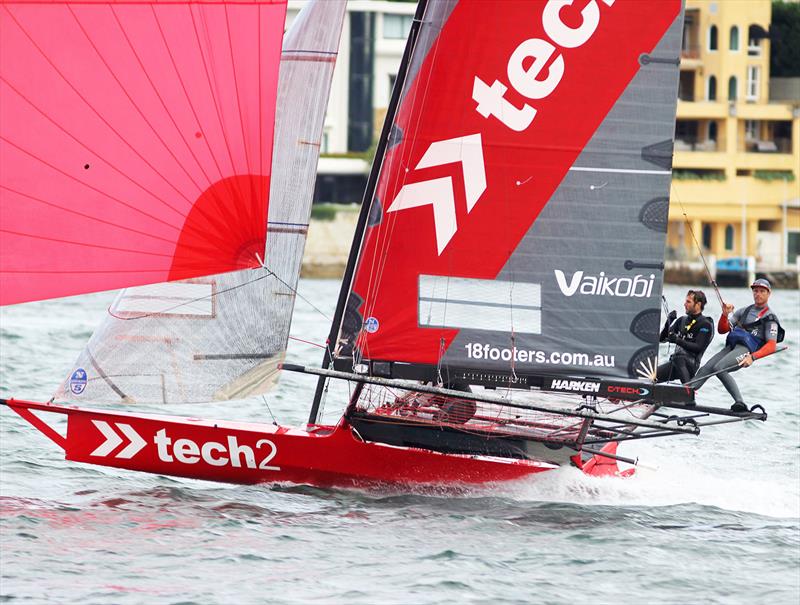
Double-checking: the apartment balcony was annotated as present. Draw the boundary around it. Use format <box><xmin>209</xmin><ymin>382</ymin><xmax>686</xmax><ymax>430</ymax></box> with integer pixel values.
<box><xmin>669</xmin><ymin>177</ymin><xmax>795</xmax><ymax>218</ymax></box>
<box><xmin>681</xmin><ymin>10</ymin><xmax>700</xmax><ymax>67</ymax></box>
<box><xmin>680</xmin><ymin>45</ymin><xmax>702</xmax><ymax>69</ymax></box>
<box><xmin>674</xmin><ymin>150</ymin><xmax>727</xmax><ymax>170</ymax></box>
<box><xmin>674</xmin><ymin>138</ymin><xmax>719</xmax><ymax>153</ymax></box>
<box><xmin>733</xmin><ymin>102</ymin><xmax>795</xmax><ymax>120</ymax></box>
<box><xmin>735</xmin><ymin>150</ymin><xmax>796</xmax><ymax>171</ymax></box>
<box><xmin>677</xmin><ymin>100</ymin><xmax>729</xmax><ymax>119</ymax></box>
<box><xmin>744</xmin><ymin>137</ymin><xmax>792</xmax><ymax>154</ymax></box>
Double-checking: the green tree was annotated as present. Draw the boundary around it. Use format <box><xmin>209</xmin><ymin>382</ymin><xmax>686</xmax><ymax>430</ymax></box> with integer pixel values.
<box><xmin>771</xmin><ymin>1</ymin><xmax>800</xmax><ymax>77</ymax></box>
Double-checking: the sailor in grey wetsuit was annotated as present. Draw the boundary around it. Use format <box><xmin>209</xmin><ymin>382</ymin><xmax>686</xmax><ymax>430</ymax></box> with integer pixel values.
<box><xmin>692</xmin><ymin>278</ymin><xmax>784</xmax><ymax>412</ymax></box>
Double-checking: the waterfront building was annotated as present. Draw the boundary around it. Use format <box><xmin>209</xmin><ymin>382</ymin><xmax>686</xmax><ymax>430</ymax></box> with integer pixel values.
<box><xmin>290</xmin><ymin>0</ymin><xmax>800</xmax><ymax>275</ymax></box>
<box><xmin>670</xmin><ymin>0</ymin><xmax>799</xmax><ymax>274</ymax></box>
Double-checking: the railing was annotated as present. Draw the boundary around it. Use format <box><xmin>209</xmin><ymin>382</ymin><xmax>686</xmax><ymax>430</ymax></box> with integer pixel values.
<box><xmin>675</xmin><ymin>138</ymin><xmax>718</xmax><ymax>152</ymax></box>
<box><xmin>681</xmin><ymin>45</ymin><xmax>701</xmax><ymax>60</ymax></box>
<box><xmin>745</xmin><ymin>138</ymin><xmax>793</xmax><ymax>153</ymax></box>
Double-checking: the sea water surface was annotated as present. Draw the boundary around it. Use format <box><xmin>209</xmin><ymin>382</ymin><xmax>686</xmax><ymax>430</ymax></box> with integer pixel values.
<box><xmin>1</xmin><ymin>282</ymin><xmax>798</xmax><ymax>604</ymax></box>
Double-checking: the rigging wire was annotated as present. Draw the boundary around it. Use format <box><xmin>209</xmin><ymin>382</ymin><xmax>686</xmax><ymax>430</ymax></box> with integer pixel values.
<box><xmin>354</xmin><ymin>4</ymin><xmax>439</xmax><ymax>373</ymax></box>
<box><xmin>261</xmin><ymin>395</ymin><xmax>278</xmax><ymax>425</ymax></box>
<box><xmin>660</xmin><ymin>294</ymin><xmax>675</xmax><ymax>359</ymax></box>
<box><xmin>672</xmin><ymin>186</ymin><xmax>726</xmax><ymax>312</ymax></box>
<box><xmin>255</xmin><ymin>253</ymin><xmax>332</xmax><ymax>322</ymax></box>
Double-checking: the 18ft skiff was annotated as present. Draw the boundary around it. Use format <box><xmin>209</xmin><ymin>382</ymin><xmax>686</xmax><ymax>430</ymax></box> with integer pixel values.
<box><xmin>1</xmin><ymin>0</ymin><xmax>766</xmax><ymax>489</ymax></box>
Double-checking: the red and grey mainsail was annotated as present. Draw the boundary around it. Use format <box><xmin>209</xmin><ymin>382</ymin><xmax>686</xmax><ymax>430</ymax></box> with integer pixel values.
<box><xmin>332</xmin><ymin>0</ymin><xmax>684</xmax><ymax>385</ymax></box>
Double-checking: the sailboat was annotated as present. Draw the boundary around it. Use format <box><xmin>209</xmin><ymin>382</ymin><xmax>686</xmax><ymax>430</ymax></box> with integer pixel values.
<box><xmin>1</xmin><ymin>0</ymin><xmax>767</xmax><ymax>490</ymax></box>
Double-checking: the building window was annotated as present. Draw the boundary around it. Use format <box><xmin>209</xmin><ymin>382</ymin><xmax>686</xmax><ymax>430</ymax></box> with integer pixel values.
<box><xmin>746</xmin><ymin>66</ymin><xmax>760</xmax><ymax>101</ymax></box>
<box><xmin>725</xmin><ymin>225</ymin><xmax>734</xmax><ymax>251</ymax></box>
<box><xmin>728</xmin><ymin>76</ymin><xmax>737</xmax><ymax>101</ymax></box>
<box><xmin>383</xmin><ymin>14</ymin><xmax>412</xmax><ymax>39</ymax></box>
<box><xmin>679</xmin><ymin>71</ymin><xmax>695</xmax><ymax>101</ymax></box>
<box><xmin>788</xmin><ymin>231</ymin><xmax>800</xmax><ymax>264</ymax></box>
<box><xmin>748</xmin><ymin>25</ymin><xmax>764</xmax><ymax>56</ymax></box>
<box><xmin>708</xmin><ymin>25</ymin><xmax>718</xmax><ymax>51</ymax></box>
<box><xmin>702</xmin><ymin>224</ymin><xmax>712</xmax><ymax>249</ymax></box>
<box><xmin>745</xmin><ymin>119</ymin><xmax>758</xmax><ymax>142</ymax></box>
<box><xmin>708</xmin><ymin>121</ymin><xmax>718</xmax><ymax>142</ymax></box>
<box><xmin>707</xmin><ymin>75</ymin><xmax>717</xmax><ymax>101</ymax></box>
<box><xmin>730</xmin><ymin>25</ymin><xmax>739</xmax><ymax>51</ymax></box>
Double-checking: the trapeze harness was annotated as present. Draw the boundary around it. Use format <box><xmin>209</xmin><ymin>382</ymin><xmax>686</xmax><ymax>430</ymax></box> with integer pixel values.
<box><xmin>723</xmin><ymin>304</ymin><xmax>785</xmax><ymax>357</ymax></box>
<box><xmin>660</xmin><ymin>313</ymin><xmax>714</xmax><ymax>363</ymax></box>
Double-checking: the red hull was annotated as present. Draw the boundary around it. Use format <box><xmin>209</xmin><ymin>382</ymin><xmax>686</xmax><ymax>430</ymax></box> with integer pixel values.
<box><xmin>4</xmin><ymin>399</ymin><xmax>556</xmax><ymax>489</ymax></box>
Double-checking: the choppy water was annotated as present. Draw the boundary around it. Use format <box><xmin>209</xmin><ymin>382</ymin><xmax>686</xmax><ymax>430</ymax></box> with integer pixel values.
<box><xmin>1</xmin><ymin>282</ymin><xmax>799</xmax><ymax>604</ymax></box>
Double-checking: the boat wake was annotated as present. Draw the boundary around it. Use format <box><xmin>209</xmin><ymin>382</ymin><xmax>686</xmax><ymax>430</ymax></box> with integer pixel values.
<box><xmin>500</xmin><ymin>462</ymin><xmax>799</xmax><ymax>519</ymax></box>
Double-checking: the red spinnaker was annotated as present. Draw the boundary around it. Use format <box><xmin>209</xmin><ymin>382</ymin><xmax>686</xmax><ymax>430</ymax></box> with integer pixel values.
<box><xmin>0</xmin><ymin>0</ymin><xmax>286</xmax><ymax>305</ymax></box>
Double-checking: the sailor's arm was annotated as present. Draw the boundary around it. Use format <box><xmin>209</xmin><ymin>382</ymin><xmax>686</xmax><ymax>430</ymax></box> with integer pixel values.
<box><xmin>660</xmin><ymin>311</ymin><xmax>678</xmax><ymax>342</ymax></box>
<box><xmin>749</xmin><ymin>321</ymin><xmax>779</xmax><ymax>362</ymax></box>
<box><xmin>718</xmin><ymin>303</ymin><xmax>738</xmax><ymax>333</ymax></box>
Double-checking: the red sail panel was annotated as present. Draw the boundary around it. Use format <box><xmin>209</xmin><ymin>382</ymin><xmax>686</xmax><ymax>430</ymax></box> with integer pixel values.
<box><xmin>0</xmin><ymin>0</ymin><xmax>286</xmax><ymax>305</ymax></box>
<box><xmin>343</xmin><ymin>0</ymin><xmax>680</xmax><ymax>367</ymax></box>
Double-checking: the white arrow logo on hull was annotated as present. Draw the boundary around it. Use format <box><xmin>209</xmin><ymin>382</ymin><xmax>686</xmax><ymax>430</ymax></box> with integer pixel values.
<box><xmin>90</xmin><ymin>420</ymin><xmax>146</xmax><ymax>459</ymax></box>
<box><xmin>387</xmin><ymin>133</ymin><xmax>486</xmax><ymax>254</ymax></box>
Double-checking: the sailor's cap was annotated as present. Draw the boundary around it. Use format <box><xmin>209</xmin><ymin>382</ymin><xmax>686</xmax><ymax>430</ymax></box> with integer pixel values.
<box><xmin>750</xmin><ymin>278</ymin><xmax>772</xmax><ymax>291</ymax></box>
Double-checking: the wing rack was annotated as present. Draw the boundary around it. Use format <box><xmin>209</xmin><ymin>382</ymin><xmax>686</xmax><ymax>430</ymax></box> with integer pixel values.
<box><xmin>283</xmin><ymin>364</ymin><xmax>766</xmax><ymax>463</ymax></box>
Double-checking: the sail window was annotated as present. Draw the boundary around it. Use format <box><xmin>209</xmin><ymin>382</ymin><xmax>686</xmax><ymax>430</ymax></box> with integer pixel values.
<box><xmin>418</xmin><ymin>276</ymin><xmax>541</xmax><ymax>334</ymax></box>
<box><xmin>113</xmin><ymin>281</ymin><xmax>216</xmax><ymax>319</ymax></box>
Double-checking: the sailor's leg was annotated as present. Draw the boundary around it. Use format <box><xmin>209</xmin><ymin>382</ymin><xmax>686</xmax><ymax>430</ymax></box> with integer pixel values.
<box><xmin>717</xmin><ymin>371</ymin><xmax>745</xmax><ymax>404</ymax></box>
<box><xmin>713</xmin><ymin>344</ymin><xmax>750</xmax><ymax>404</ymax></box>
<box><xmin>655</xmin><ymin>361</ymin><xmax>675</xmax><ymax>383</ymax></box>
<box><xmin>692</xmin><ymin>346</ymin><xmax>731</xmax><ymax>389</ymax></box>
<box><xmin>687</xmin><ymin>358</ymin><xmax>700</xmax><ymax>380</ymax></box>
<box><xmin>672</xmin><ymin>356</ymin><xmax>693</xmax><ymax>384</ymax></box>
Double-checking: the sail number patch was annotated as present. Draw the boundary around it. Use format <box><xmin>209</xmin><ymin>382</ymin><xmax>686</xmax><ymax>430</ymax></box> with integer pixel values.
<box><xmin>154</xmin><ymin>429</ymin><xmax>279</xmax><ymax>471</ymax></box>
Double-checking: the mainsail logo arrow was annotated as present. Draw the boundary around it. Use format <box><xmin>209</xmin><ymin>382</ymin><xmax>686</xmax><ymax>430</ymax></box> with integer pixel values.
<box><xmin>387</xmin><ymin>133</ymin><xmax>486</xmax><ymax>254</ymax></box>
<box><xmin>90</xmin><ymin>420</ymin><xmax>147</xmax><ymax>459</ymax></box>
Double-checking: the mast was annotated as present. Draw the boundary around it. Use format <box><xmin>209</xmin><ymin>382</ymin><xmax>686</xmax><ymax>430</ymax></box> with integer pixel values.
<box><xmin>308</xmin><ymin>0</ymin><xmax>429</xmax><ymax>424</ymax></box>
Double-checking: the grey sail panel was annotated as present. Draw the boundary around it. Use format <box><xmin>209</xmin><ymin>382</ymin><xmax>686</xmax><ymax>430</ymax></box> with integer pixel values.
<box><xmin>56</xmin><ymin>0</ymin><xmax>346</xmax><ymax>404</ymax></box>
<box><xmin>440</xmin><ymin>11</ymin><xmax>685</xmax><ymax>380</ymax></box>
